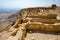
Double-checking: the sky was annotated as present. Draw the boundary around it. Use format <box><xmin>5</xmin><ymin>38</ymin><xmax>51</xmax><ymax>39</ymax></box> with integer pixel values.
<box><xmin>0</xmin><ymin>0</ymin><xmax>60</xmax><ymax>9</ymax></box>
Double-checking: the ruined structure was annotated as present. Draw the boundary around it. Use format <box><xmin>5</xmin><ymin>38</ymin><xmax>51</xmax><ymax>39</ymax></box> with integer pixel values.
<box><xmin>0</xmin><ymin>5</ymin><xmax>60</xmax><ymax>40</ymax></box>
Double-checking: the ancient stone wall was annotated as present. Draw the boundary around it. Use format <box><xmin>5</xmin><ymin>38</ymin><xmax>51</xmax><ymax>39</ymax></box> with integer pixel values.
<box><xmin>20</xmin><ymin>7</ymin><xmax>57</xmax><ymax>19</ymax></box>
<box><xmin>25</xmin><ymin>23</ymin><xmax>60</xmax><ymax>32</ymax></box>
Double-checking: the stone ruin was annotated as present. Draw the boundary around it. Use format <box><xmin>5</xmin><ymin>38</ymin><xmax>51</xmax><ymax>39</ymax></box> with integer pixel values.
<box><xmin>4</xmin><ymin>6</ymin><xmax>60</xmax><ymax>40</ymax></box>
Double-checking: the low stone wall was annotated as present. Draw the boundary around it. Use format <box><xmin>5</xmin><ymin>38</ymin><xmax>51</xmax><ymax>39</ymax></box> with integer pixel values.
<box><xmin>13</xmin><ymin>18</ymin><xmax>23</xmax><ymax>28</ymax></box>
<box><xmin>25</xmin><ymin>24</ymin><xmax>60</xmax><ymax>32</ymax></box>
<box><xmin>7</xmin><ymin>24</ymin><xmax>26</xmax><ymax>40</ymax></box>
<box><xmin>30</xmin><ymin>18</ymin><xmax>60</xmax><ymax>24</ymax></box>
<box><xmin>20</xmin><ymin>7</ymin><xmax>57</xmax><ymax>19</ymax></box>
<box><xmin>23</xmin><ymin>19</ymin><xmax>28</xmax><ymax>23</ymax></box>
<box><xmin>27</xmin><ymin>13</ymin><xmax>57</xmax><ymax>19</ymax></box>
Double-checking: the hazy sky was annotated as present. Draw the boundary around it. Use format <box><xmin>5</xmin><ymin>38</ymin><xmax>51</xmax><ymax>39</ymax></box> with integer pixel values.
<box><xmin>0</xmin><ymin>0</ymin><xmax>60</xmax><ymax>9</ymax></box>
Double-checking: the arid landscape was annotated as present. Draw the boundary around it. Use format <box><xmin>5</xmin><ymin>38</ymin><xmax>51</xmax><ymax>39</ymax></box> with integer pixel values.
<box><xmin>0</xmin><ymin>12</ymin><xmax>20</xmax><ymax>32</ymax></box>
<box><xmin>0</xmin><ymin>5</ymin><xmax>60</xmax><ymax>40</ymax></box>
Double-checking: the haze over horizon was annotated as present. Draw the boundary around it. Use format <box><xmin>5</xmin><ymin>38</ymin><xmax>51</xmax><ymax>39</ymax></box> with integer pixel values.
<box><xmin>0</xmin><ymin>0</ymin><xmax>60</xmax><ymax>9</ymax></box>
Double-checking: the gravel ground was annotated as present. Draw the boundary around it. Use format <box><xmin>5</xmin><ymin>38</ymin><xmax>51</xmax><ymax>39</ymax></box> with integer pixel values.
<box><xmin>25</xmin><ymin>30</ymin><xmax>60</xmax><ymax>40</ymax></box>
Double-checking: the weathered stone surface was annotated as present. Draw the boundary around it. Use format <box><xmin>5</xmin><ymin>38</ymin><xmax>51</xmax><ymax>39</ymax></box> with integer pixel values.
<box><xmin>11</xmin><ymin>29</ymin><xmax>19</xmax><ymax>36</ymax></box>
<box><xmin>13</xmin><ymin>18</ymin><xmax>23</xmax><ymax>28</ymax></box>
<box><xmin>25</xmin><ymin>23</ymin><xmax>60</xmax><ymax>32</ymax></box>
<box><xmin>30</xmin><ymin>18</ymin><xmax>60</xmax><ymax>24</ymax></box>
<box><xmin>21</xmin><ymin>8</ymin><xmax>57</xmax><ymax>19</ymax></box>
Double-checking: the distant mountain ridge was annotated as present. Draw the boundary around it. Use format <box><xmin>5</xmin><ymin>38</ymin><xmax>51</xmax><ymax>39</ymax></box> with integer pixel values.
<box><xmin>0</xmin><ymin>9</ymin><xmax>21</xmax><ymax>13</ymax></box>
